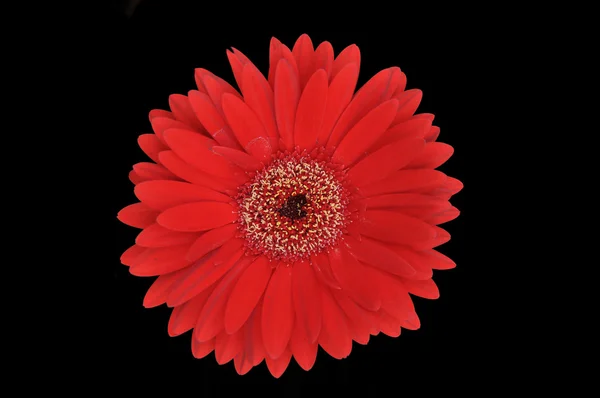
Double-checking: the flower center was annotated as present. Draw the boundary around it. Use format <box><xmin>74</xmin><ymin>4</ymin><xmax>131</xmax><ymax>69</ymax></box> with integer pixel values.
<box><xmin>236</xmin><ymin>149</ymin><xmax>351</xmax><ymax>263</ymax></box>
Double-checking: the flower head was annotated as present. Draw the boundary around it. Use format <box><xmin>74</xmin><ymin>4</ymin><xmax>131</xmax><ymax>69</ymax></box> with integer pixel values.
<box><xmin>118</xmin><ymin>34</ymin><xmax>462</xmax><ymax>378</ymax></box>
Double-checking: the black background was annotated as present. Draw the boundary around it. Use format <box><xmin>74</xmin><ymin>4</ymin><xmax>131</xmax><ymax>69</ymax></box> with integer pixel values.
<box><xmin>108</xmin><ymin>0</ymin><xmax>478</xmax><ymax>392</ymax></box>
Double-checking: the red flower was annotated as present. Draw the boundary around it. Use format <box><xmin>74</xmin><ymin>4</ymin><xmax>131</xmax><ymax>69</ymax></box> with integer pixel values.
<box><xmin>118</xmin><ymin>34</ymin><xmax>462</xmax><ymax>378</ymax></box>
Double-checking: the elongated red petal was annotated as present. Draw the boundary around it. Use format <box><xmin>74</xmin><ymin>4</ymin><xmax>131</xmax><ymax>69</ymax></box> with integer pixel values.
<box><xmin>314</xmin><ymin>41</ymin><xmax>334</xmax><ymax>79</ymax></box>
<box><xmin>290</xmin><ymin>322</ymin><xmax>318</xmax><ymax>371</ymax></box>
<box><xmin>274</xmin><ymin>59</ymin><xmax>300</xmax><ymax>150</ymax></box>
<box><xmin>158</xmin><ymin>151</ymin><xmax>238</xmax><ymax>194</ymax></box>
<box><xmin>347</xmin><ymin>137</ymin><xmax>425</xmax><ymax>187</ymax></box>
<box><xmin>118</xmin><ymin>202</ymin><xmax>158</xmax><ymax>229</ymax></box>
<box><xmin>211</xmin><ymin>146</ymin><xmax>263</xmax><ymax>172</ymax></box>
<box><xmin>130</xmin><ymin>244</ymin><xmax>191</xmax><ymax>276</ymax></box>
<box><xmin>188</xmin><ymin>90</ymin><xmax>241</xmax><ymax>149</ymax></box>
<box><xmin>132</xmin><ymin>162</ymin><xmax>179</xmax><ymax>181</ymax></box>
<box><xmin>192</xmin><ymin>338</ymin><xmax>215</xmax><ymax>359</ymax></box>
<box><xmin>318</xmin><ymin>288</ymin><xmax>352</xmax><ymax>359</ymax></box>
<box><xmin>120</xmin><ymin>244</ymin><xmax>146</xmax><ymax>266</ymax></box>
<box><xmin>332</xmin><ymin>99</ymin><xmax>399</xmax><ymax>166</ymax></box>
<box><xmin>239</xmin><ymin>64</ymin><xmax>279</xmax><ymax>151</ymax></box>
<box><xmin>215</xmin><ymin>328</ymin><xmax>243</xmax><ymax>364</ymax></box>
<box><xmin>360</xmin><ymin>169</ymin><xmax>447</xmax><ymax>197</ymax></box>
<box><xmin>167</xmin><ymin>286</ymin><xmax>214</xmax><ymax>336</ymax></box>
<box><xmin>150</xmin><ymin>117</ymin><xmax>190</xmax><ymax>143</ymax></box>
<box><xmin>425</xmin><ymin>125</ymin><xmax>441</xmax><ymax>142</ymax></box>
<box><xmin>224</xmin><ymin>256</ymin><xmax>272</xmax><ymax>334</ymax></box>
<box><xmin>186</xmin><ymin>224</ymin><xmax>239</xmax><ymax>262</ymax></box>
<box><xmin>391</xmin><ymin>89</ymin><xmax>423</xmax><ymax>125</ymax></box>
<box><xmin>328</xmin><ymin>67</ymin><xmax>400</xmax><ymax>148</ymax></box>
<box><xmin>310</xmin><ymin>252</ymin><xmax>341</xmax><ymax>290</ymax></box>
<box><xmin>149</xmin><ymin>109</ymin><xmax>173</xmax><ymax>121</ymax></box>
<box><xmin>268</xmin><ymin>37</ymin><xmax>298</xmax><ymax>90</ymax></box>
<box><xmin>157</xmin><ymin>202</ymin><xmax>237</xmax><ymax>232</ymax></box>
<box><xmin>162</xmin><ymin>128</ymin><xmax>244</xmax><ymax>180</ymax></box>
<box><xmin>136</xmin><ymin>223</ymin><xmax>198</xmax><ymax>248</ymax></box>
<box><xmin>194</xmin><ymin>255</ymin><xmax>253</xmax><ymax>342</ymax></box>
<box><xmin>330</xmin><ymin>44</ymin><xmax>360</xmax><ymax>81</ymax></box>
<box><xmin>402</xmin><ymin>278</ymin><xmax>440</xmax><ymax>299</ymax></box>
<box><xmin>292</xmin><ymin>34</ymin><xmax>315</xmax><ymax>89</ymax></box>
<box><xmin>143</xmin><ymin>270</ymin><xmax>181</xmax><ymax>308</ymax></box>
<box><xmin>167</xmin><ymin>242</ymin><xmax>244</xmax><ymax>307</ymax></box>
<box><xmin>364</xmin><ymin>193</ymin><xmax>449</xmax><ymax>211</ymax></box>
<box><xmin>294</xmin><ymin>69</ymin><xmax>328</xmax><ymax>150</ymax></box>
<box><xmin>361</xmin><ymin>210</ymin><xmax>437</xmax><ymax>247</ymax></box>
<box><xmin>169</xmin><ymin>94</ymin><xmax>207</xmax><ymax>133</ymax></box>
<box><xmin>374</xmin><ymin>118</ymin><xmax>432</xmax><ymax>151</ymax></box>
<box><xmin>221</xmin><ymin>93</ymin><xmax>272</xmax><ymax>162</ymax></box>
<box><xmin>138</xmin><ymin>134</ymin><xmax>168</xmax><ymax>164</ymax></box>
<box><xmin>265</xmin><ymin>348</ymin><xmax>292</xmax><ymax>378</ymax></box>
<box><xmin>291</xmin><ymin>260</ymin><xmax>322</xmax><ymax>343</ymax></box>
<box><xmin>135</xmin><ymin>180</ymin><xmax>231</xmax><ymax>211</ymax></box>
<box><xmin>328</xmin><ymin>246</ymin><xmax>381</xmax><ymax>311</ymax></box>
<box><xmin>343</xmin><ymin>235</ymin><xmax>416</xmax><ymax>277</ymax></box>
<box><xmin>407</xmin><ymin>142</ymin><xmax>454</xmax><ymax>169</ymax></box>
<box><xmin>316</xmin><ymin>63</ymin><xmax>359</xmax><ymax>146</ymax></box>
<box><xmin>333</xmin><ymin>291</ymin><xmax>377</xmax><ymax>344</ymax></box>
<box><xmin>262</xmin><ymin>265</ymin><xmax>294</xmax><ymax>359</ymax></box>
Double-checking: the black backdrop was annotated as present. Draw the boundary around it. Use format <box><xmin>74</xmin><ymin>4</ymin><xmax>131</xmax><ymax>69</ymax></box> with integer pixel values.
<box><xmin>108</xmin><ymin>0</ymin><xmax>477</xmax><ymax>392</ymax></box>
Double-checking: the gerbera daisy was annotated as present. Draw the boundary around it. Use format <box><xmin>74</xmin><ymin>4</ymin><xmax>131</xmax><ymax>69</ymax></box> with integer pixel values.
<box><xmin>118</xmin><ymin>34</ymin><xmax>462</xmax><ymax>378</ymax></box>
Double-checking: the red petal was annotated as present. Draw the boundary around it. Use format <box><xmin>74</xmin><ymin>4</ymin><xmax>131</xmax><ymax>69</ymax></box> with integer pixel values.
<box><xmin>333</xmin><ymin>291</ymin><xmax>376</xmax><ymax>344</ymax></box>
<box><xmin>313</xmin><ymin>41</ymin><xmax>334</xmax><ymax>80</ymax></box>
<box><xmin>128</xmin><ymin>170</ymin><xmax>144</xmax><ymax>185</ymax></box>
<box><xmin>402</xmin><ymin>311</ymin><xmax>421</xmax><ymax>330</ymax></box>
<box><xmin>391</xmin><ymin>89</ymin><xmax>423</xmax><ymax>125</ymax></box>
<box><xmin>120</xmin><ymin>244</ymin><xmax>146</xmax><ymax>266</ymax></box>
<box><xmin>426</xmin><ymin>250</ymin><xmax>456</xmax><ymax>270</ymax></box>
<box><xmin>316</xmin><ymin>63</ymin><xmax>359</xmax><ymax>146</ymax></box>
<box><xmin>378</xmin><ymin>311</ymin><xmax>402</xmax><ymax>337</ymax></box>
<box><xmin>198</xmin><ymin>70</ymin><xmax>242</xmax><ymax>109</ymax></box>
<box><xmin>143</xmin><ymin>271</ymin><xmax>182</xmax><ymax>308</ymax></box>
<box><xmin>265</xmin><ymin>348</ymin><xmax>292</xmax><ymax>378</ymax></box>
<box><xmin>347</xmin><ymin>137</ymin><xmax>425</xmax><ymax>187</ymax></box>
<box><xmin>391</xmin><ymin>71</ymin><xmax>407</xmax><ymax>96</ymax></box>
<box><xmin>245</xmin><ymin>300</ymin><xmax>266</xmax><ymax>366</ymax></box>
<box><xmin>294</xmin><ymin>69</ymin><xmax>328</xmax><ymax>150</ymax></box>
<box><xmin>169</xmin><ymin>94</ymin><xmax>207</xmax><ymax>134</ymax></box>
<box><xmin>136</xmin><ymin>223</ymin><xmax>198</xmax><ymax>248</ymax></box>
<box><xmin>135</xmin><ymin>180</ymin><xmax>231</xmax><ymax>212</ymax></box>
<box><xmin>310</xmin><ymin>252</ymin><xmax>341</xmax><ymax>290</ymax></box>
<box><xmin>188</xmin><ymin>90</ymin><xmax>241</xmax><ymax>149</ymax></box>
<box><xmin>332</xmin><ymin>99</ymin><xmax>399</xmax><ymax>166</ymax></box>
<box><xmin>192</xmin><ymin>338</ymin><xmax>215</xmax><ymax>359</ymax></box>
<box><xmin>158</xmin><ymin>151</ymin><xmax>238</xmax><ymax>194</ymax></box>
<box><xmin>291</xmin><ymin>260</ymin><xmax>322</xmax><ymax>343</ymax></box>
<box><xmin>167</xmin><ymin>285</ymin><xmax>214</xmax><ymax>336</ymax></box>
<box><xmin>343</xmin><ymin>235</ymin><xmax>416</xmax><ymax>278</ymax></box>
<box><xmin>274</xmin><ymin>59</ymin><xmax>300</xmax><ymax>151</ymax></box>
<box><xmin>388</xmin><ymin>245</ymin><xmax>433</xmax><ymax>280</ymax></box>
<box><xmin>290</xmin><ymin>322</ymin><xmax>318</xmax><ymax>371</ymax></box>
<box><xmin>138</xmin><ymin>134</ymin><xmax>168</xmax><ymax>164</ymax></box>
<box><xmin>328</xmin><ymin>246</ymin><xmax>381</xmax><ymax>311</ymax></box>
<box><xmin>157</xmin><ymin>201</ymin><xmax>237</xmax><ymax>232</ymax></box>
<box><xmin>262</xmin><ymin>265</ymin><xmax>294</xmax><ymax>359</ymax></box>
<box><xmin>330</xmin><ymin>44</ymin><xmax>360</xmax><ymax>82</ymax></box>
<box><xmin>360</xmin><ymin>210</ymin><xmax>437</xmax><ymax>247</ymax></box>
<box><xmin>268</xmin><ymin>37</ymin><xmax>298</xmax><ymax>90</ymax></box>
<box><xmin>371</xmin><ymin>268</ymin><xmax>413</xmax><ymax>321</ymax></box>
<box><xmin>118</xmin><ymin>202</ymin><xmax>158</xmax><ymax>229</ymax></box>
<box><xmin>186</xmin><ymin>223</ymin><xmax>239</xmax><ymax>262</ymax></box>
<box><xmin>407</xmin><ymin>142</ymin><xmax>454</xmax><ymax>169</ymax></box>
<box><xmin>402</xmin><ymin>278</ymin><xmax>440</xmax><ymax>299</ymax></box>
<box><xmin>328</xmin><ymin>67</ymin><xmax>400</xmax><ymax>148</ymax></box>
<box><xmin>221</xmin><ymin>93</ymin><xmax>272</xmax><ymax>162</ymax></box>
<box><xmin>215</xmin><ymin>328</ymin><xmax>243</xmax><ymax>365</ymax></box>
<box><xmin>150</xmin><ymin>117</ymin><xmax>189</xmax><ymax>143</ymax></box>
<box><xmin>373</xmin><ymin>118</ymin><xmax>432</xmax><ymax>151</ymax></box>
<box><xmin>429</xmin><ymin>226</ymin><xmax>451</xmax><ymax>248</ymax></box>
<box><xmin>224</xmin><ymin>256</ymin><xmax>273</xmax><ymax>334</ymax></box>
<box><xmin>226</xmin><ymin>49</ymin><xmax>245</xmax><ymax>92</ymax></box>
<box><xmin>149</xmin><ymin>109</ymin><xmax>173</xmax><ymax>121</ymax></box>
<box><xmin>360</xmin><ymin>169</ymin><xmax>447</xmax><ymax>197</ymax></box>
<box><xmin>132</xmin><ymin>162</ymin><xmax>179</xmax><ymax>181</ymax></box>
<box><xmin>130</xmin><ymin>244</ymin><xmax>191</xmax><ymax>277</ymax></box>
<box><xmin>364</xmin><ymin>193</ymin><xmax>449</xmax><ymax>211</ymax></box>
<box><xmin>425</xmin><ymin>126</ymin><xmax>441</xmax><ymax>142</ymax></box>
<box><xmin>292</xmin><ymin>34</ymin><xmax>315</xmax><ymax>89</ymax></box>
<box><xmin>166</xmin><ymin>241</ymin><xmax>244</xmax><ymax>307</ymax></box>
<box><xmin>238</xmin><ymin>64</ymin><xmax>279</xmax><ymax>151</ymax></box>
<box><xmin>162</xmin><ymin>128</ymin><xmax>244</xmax><ymax>180</ymax></box>
<box><xmin>318</xmin><ymin>288</ymin><xmax>352</xmax><ymax>359</ymax></box>
<box><xmin>425</xmin><ymin>207</ymin><xmax>460</xmax><ymax>225</ymax></box>
<box><xmin>211</xmin><ymin>146</ymin><xmax>263</xmax><ymax>172</ymax></box>
<box><xmin>194</xmin><ymin>255</ymin><xmax>254</xmax><ymax>341</ymax></box>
